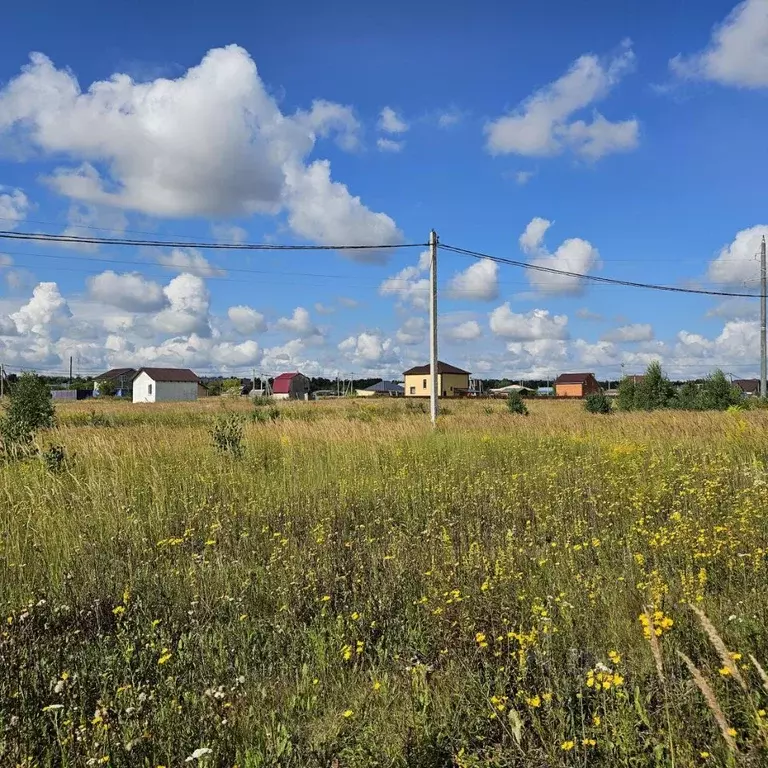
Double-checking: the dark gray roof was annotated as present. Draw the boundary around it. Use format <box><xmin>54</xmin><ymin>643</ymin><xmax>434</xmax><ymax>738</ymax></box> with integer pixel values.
<box><xmin>364</xmin><ymin>380</ymin><xmax>404</xmax><ymax>393</ymax></box>
<box><xmin>97</xmin><ymin>367</ymin><xmax>136</xmax><ymax>380</ymax></box>
<box><xmin>133</xmin><ymin>367</ymin><xmax>200</xmax><ymax>383</ymax></box>
<box><xmin>403</xmin><ymin>361</ymin><xmax>470</xmax><ymax>376</ymax></box>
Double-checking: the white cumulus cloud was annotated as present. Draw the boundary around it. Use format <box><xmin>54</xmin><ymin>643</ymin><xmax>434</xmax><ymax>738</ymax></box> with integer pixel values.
<box><xmin>601</xmin><ymin>323</ymin><xmax>654</xmax><ymax>343</ymax></box>
<box><xmin>707</xmin><ymin>225</ymin><xmax>768</xmax><ymax>286</ymax></box>
<box><xmin>485</xmin><ymin>41</ymin><xmax>638</xmax><ymax>160</ymax></box>
<box><xmin>0</xmin><ymin>46</ymin><xmax>401</xmax><ymax>257</ymax></box>
<box><xmin>377</xmin><ymin>138</ymin><xmax>404</xmax><ymax>153</ymax></box>
<box><xmin>0</xmin><ymin>187</ymin><xmax>29</xmax><ymax>228</ymax></box>
<box><xmin>518</xmin><ymin>217</ymin><xmax>600</xmax><ymax>295</ymax></box>
<box><xmin>489</xmin><ymin>304</ymin><xmax>569</xmax><ymax>341</ymax></box>
<box><xmin>11</xmin><ymin>282</ymin><xmax>71</xmax><ymax>336</ymax></box>
<box><xmin>379</xmin><ymin>256</ymin><xmax>430</xmax><ymax>310</ymax></box>
<box><xmin>396</xmin><ymin>317</ymin><xmax>426</xmax><ymax>345</ymax></box>
<box><xmin>275</xmin><ymin>306</ymin><xmax>320</xmax><ymax>338</ymax></box>
<box><xmin>670</xmin><ymin>0</ymin><xmax>768</xmax><ymax>88</ymax></box>
<box><xmin>152</xmin><ymin>273</ymin><xmax>210</xmax><ymax>336</ymax></box>
<box><xmin>445</xmin><ymin>320</ymin><xmax>482</xmax><ymax>342</ymax></box>
<box><xmin>87</xmin><ymin>271</ymin><xmax>167</xmax><ymax>312</ymax></box>
<box><xmin>157</xmin><ymin>247</ymin><xmax>226</xmax><ymax>277</ymax></box>
<box><xmin>228</xmin><ymin>305</ymin><xmax>266</xmax><ymax>335</ymax></box>
<box><xmin>448</xmin><ymin>259</ymin><xmax>499</xmax><ymax>301</ymax></box>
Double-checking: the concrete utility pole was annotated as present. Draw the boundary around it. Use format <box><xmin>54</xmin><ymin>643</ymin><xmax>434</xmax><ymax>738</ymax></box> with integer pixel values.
<box><xmin>429</xmin><ymin>229</ymin><xmax>439</xmax><ymax>426</ymax></box>
<box><xmin>762</xmin><ymin>236</ymin><xmax>767</xmax><ymax>398</ymax></box>
<box><xmin>69</xmin><ymin>356</ymin><xmax>73</xmax><ymax>389</ymax></box>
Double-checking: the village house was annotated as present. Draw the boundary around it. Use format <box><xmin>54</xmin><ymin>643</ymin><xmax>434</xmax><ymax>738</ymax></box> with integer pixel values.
<box><xmin>272</xmin><ymin>372</ymin><xmax>311</xmax><ymax>400</ymax></box>
<box><xmin>734</xmin><ymin>379</ymin><xmax>760</xmax><ymax>397</ymax></box>
<box><xmin>132</xmin><ymin>368</ymin><xmax>207</xmax><ymax>403</ymax></box>
<box><xmin>403</xmin><ymin>361</ymin><xmax>470</xmax><ymax>398</ymax></box>
<box><xmin>356</xmin><ymin>380</ymin><xmax>404</xmax><ymax>397</ymax></box>
<box><xmin>554</xmin><ymin>372</ymin><xmax>601</xmax><ymax>398</ymax></box>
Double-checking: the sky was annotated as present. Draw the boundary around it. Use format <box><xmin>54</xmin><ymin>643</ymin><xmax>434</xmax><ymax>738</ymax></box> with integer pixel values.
<box><xmin>1</xmin><ymin>0</ymin><xmax>768</xmax><ymax>380</ymax></box>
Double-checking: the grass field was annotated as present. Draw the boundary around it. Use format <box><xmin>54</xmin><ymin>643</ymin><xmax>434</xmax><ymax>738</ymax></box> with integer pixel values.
<box><xmin>2</xmin><ymin>397</ymin><xmax>768</xmax><ymax>767</ymax></box>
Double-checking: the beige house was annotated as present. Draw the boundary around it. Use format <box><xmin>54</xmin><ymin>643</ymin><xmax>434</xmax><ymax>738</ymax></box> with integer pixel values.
<box><xmin>403</xmin><ymin>361</ymin><xmax>470</xmax><ymax>398</ymax></box>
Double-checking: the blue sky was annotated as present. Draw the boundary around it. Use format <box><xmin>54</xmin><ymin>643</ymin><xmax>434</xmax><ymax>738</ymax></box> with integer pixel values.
<box><xmin>0</xmin><ymin>0</ymin><xmax>767</xmax><ymax>379</ymax></box>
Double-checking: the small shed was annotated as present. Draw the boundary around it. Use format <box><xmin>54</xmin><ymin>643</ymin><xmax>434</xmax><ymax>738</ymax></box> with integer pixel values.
<box><xmin>132</xmin><ymin>368</ymin><xmax>202</xmax><ymax>403</ymax></box>
<box><xmin>554</xmin><ymin>372</ymin><xmax>600</xmax><ymax>398</ymax></box>
<box><xmin>357</xmin><ymin>380</ymin><xmax>404</xmax><ymax>397</ymax></box>
<box><xmin>272</xmin><ymin>372</ymin><xmax>311</xmax><ymax>400</ymax></box>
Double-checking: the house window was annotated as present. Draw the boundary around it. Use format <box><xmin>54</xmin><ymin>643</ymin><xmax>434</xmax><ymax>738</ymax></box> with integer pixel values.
<box><xmin>410</xmin><ymin>386</ymin><xmax>415</xmax><ymax>395</ymax></box>
<box><xmin>422</xmin><ymin>378</ymin><xmax>427</xmax><ymax>388</ymax></box>
<box><xmin>148</xmin><ymin>383</ymin><xmax>153</xmax><ymax>395</ymax></box>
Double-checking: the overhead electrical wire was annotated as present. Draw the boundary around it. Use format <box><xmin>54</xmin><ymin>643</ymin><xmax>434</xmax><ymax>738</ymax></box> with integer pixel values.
<box><xmin>0</xmin><ymin>229</ymin><xmax>427</xmax><ymax>251</ymax></box>
<box><xmin>440</xmin><ymin>242</ymin><xmax>762</xmax><ymax>299</ymax></box>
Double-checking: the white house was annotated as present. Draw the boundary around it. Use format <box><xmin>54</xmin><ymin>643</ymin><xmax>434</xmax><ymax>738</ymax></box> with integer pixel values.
<box><xmin>132</xmin><ymin>367</ymin><xmax>204</xmax><ymax>403</ymax></box>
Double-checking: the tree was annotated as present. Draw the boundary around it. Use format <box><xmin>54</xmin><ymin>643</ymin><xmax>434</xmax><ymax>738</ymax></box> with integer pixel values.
<box><xmin>584</xmin><ymin>392</ymin><xmax>612</xmax><ymax>414</ymax></box>
<box><xmin>698</xmin><ymin>370</ymin><xmax>742</xmax><ymax>411</ymax></box>
<box><xmin>634</xmin><ymin>362</ymin><xmax>674</xmax><ymax>411</ymax></box>
<box><xmin>674</xmin><ymin>381</ymin><xmax>700</xmax><ymax>410</ymax></box>
<box><xmin>1</xmin><ymin>372</ymin><xmax>55</xmax><ymax>453</ymax></box>
<box><xmin>616</xmin><ymin>378</ymin><xmax>636</xmax><ymax>412</ymax></box>
<box><xmin>97</xmin><ymin>378</ymin><xmax>117</xmax><ymax>397</ymax></box>
<box><xmin>506</xmin><ymin>390</ymin><xmax>528</xmax><ymax>416</ymax></box>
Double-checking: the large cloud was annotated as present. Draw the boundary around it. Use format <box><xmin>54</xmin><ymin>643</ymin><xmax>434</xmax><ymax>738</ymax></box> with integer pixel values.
<box><xmin>485</xmin><ymin>42</ymin><xmax>638</xmax><ymax>160</ymax></box>
<box><xmin>489</xmin><ymin>304</ymin><xmax>569</xmax><ymax>341</ymax></box>
<box><xmin>601</xmin><ymin>323</ymin><xmax>654</xmax><ymax>343</ymax></box>
<box><xmin>707</xmin><ymin>225</ymin><xmax>767</xmax><ymax>287</ymax></box>
<box><xmin>11</xmin><ymin>282</ymin><xmax>71</xmax><ymax>336</ymax></box>
<box><xmin>275</xmin><ymin>306</ymin><xmax>320</xmax><ymax>338</ymax></box>
<box><xmin>228</xmin><ymin>305</ymin><xmax>267</xmax><ymax>335</ymax></box>
<box><xmin>671</xmin><ymin>0</ymin><xmax>768</xmax><ymax>88</ymax></box>
<box><xmin>87</xmin><ymin>271</ymin><xmax>167</xmax><ymax>312</ymax></box>
<box><xmin>379</xmin><ymin>252</ymin><xmax>431</xmax><ymax>310</ymax></box>
<box><xmin>448</xmin><ymin>259</ymin><xmax>499</xmax><ymax>301</ymax></box>
<box><xmin>0</xmin><ymin>46</ymin><xmax>401</xmax><ymax>258</ymax></box>
<box><xmin>157</xmin><ymin>248</ymin><xmax>226</xmax><ymax>278</ymax></box>
<box><xmin>152</xmin><ymin>273</ymin><xmax>210</xmax><ymax>336</ymax></box>
<box><xmin>396</xmin><ymin>317</ymin><xmax>426</xmax><ymax>345</ymax></box>
<box><xmin>518</xmin><ymin>217</ymin><xmax>600</xmax><ymax>295</ymax></box>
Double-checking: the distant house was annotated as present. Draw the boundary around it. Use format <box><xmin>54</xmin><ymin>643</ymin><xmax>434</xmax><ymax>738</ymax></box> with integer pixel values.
<box><xmin>357</xmin><ymin>380</ymin><xmax>404</xmax><ymax>398</ymax></box>
<box><xmin>734</xmin><ymin>379</ymin><xmax>760</xmax><ymax>397</ymax></box>
<box><xmin>403</xmin><ymin>361</ymin><xmax>470</xmax><ymax>398</ymax></box>
<box><xmin>489</xmin><ymin>384</ymin><xmax>536</xmax><ymax>397</ymax></box>
<box><xmin>554</xmin><ymin>372</ymin><xmax>600</xmax><ymax>398</ymax></box>
<box><xmin>272</xmin><ymin>372</ymin><xmax>311</xmax><ymax>400</ymax></box>
<box><xmin>94</xmin><ymin>367</ymin><xmax>137</xmax><ymax>397</ymax></box>
<box><xmin>132</xmin><ymin>368</ymin><xmax>205</xmax><ymax>403</ymax></box>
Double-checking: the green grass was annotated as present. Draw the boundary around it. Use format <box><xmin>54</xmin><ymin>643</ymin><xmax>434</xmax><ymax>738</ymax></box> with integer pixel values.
<box><xmin>1</xmin><ymin>398</ymin><xmax>768</xmax><ymax>766</ymax></box>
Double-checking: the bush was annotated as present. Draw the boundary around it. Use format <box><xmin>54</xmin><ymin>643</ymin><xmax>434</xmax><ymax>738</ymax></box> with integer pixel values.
<box><xmin>584</xmin><ymin>392</ymin><xmax>612</xmax><ymax>414</ymax></box>
<box><xmin>250</xmin><ymin>395</ymin><xmax>273</xmax><ymax>407</ymax></box>
<box><xmin>506</xmin><ymin>391</ymin><xmax>528</xmax><ymax>416</ymax></box>
<box><xmin>96</xmin><ymin>378</ymin><xmax>117</xmax><ymax>397</ymax></box>
<box><xmin>1</xmin><ymin>372</ymin><xmax>55</xmax><ymax>457</ymax></box>
<box><xmin>674</xmin><ymin>381</ymin><xmax>700</xmax><ymax>410</ymax></box>
<box><xmin>251</xmin><ymin>406</ymin><xmax>280</xmax><ymax>424</ymax></box>
<box><xmin>615</xmin><ymin>378</ymin><xmax>636</xmax><ymax>412</ymax></box>
<box><xmin>634</xmin><ymin>362</ymin><xmax>674</xmax><ymax>411</ymax></box>
<box><xmin>698</xmin><ymin>369</ymin><xmax>742</xmax><ymax>411</ymax></box>
<box><xmin>210</xmin><ymin>414</ymin><xmax>244</xmax><ymax>458</ymax></box>
<box><xmin>41</xmin><ymin>444</ymin><xmax>67</xmax><ymax>473</ymax></box>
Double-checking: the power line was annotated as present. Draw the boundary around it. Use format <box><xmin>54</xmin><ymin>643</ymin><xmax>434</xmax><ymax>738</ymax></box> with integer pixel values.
<box><xmin>441</xmin><ymin>242</ymin><xmax>761</xmax><ymax>299</ymax></box>
<box><xmin>0</xmin><ymin>229</ymin><xmax>427</xmax><ymax>251</ymax></box>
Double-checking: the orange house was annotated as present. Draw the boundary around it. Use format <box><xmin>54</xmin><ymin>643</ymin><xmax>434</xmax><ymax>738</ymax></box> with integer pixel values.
<box><xmin>554</xmin><ymin>372</ymin><xmax>600</xmax><ymax>398</ymax></box>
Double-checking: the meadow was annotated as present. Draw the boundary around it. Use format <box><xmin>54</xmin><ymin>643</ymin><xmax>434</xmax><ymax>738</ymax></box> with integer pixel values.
<box><xmin>2</xmin><ymin>397</ymin><xmax>768</xmax><ymax>767</ymax></box>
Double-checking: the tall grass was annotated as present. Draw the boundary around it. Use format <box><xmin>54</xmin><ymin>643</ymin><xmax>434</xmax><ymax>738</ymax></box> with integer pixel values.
<box><xmin>1</xmin><ymin>399</ymin><xmax>768</xmax><ymax>766</ymax></box>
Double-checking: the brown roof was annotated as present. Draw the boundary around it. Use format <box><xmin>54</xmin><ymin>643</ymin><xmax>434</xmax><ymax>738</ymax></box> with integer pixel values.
<box><xmin>555</xmin><ymin>372</ymin><xmax>596</xmax><ymax>384</ymax></box>
<box><xmin>734</xmin><ymin>379</ymin><xmax>759</xmax><ymax>393</ymax></box>
<box><xmin>403</xmin><ymin>361</ymin><xmax>470</xmax><ymax>376</ymax></box>
<box><xmin>97</xmin><ymin>367</ymin><xmax>136</xmax><ymax>381</ymax></box>
<box><xmin>133</xmin><ymin>367</ymin><xmax>200</xmax><ymax>383</ymax></box>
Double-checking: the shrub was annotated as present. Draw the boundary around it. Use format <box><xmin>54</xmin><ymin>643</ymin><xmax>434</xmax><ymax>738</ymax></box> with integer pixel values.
<box><xmin>674</xmin><ymin>381</ymin><xmax>701</xmax><ymax>410</ymax></box>
<box><xmin>41</xmin><ymin>444</ymin><xmax>67</xmax><ymax>473</ymax></box>
<box><xmin>251</xmin><ymin>406</ymin><xmax>280</xmax><ymax>424</ymax></box>
<box><xmin>250</xmin><ymin>395</ymin><xmax>273</xmax><ymax>407</ymax></box>
<box><xmin>698</xmin><ymin>369</ymin><xmax>742</xmax><ymax>411</ymax></box>
<box><xmin>615</xmin><ymin>378</ymin><xmax>636</xmax><ymax>412</ymax></box>
<box><xmin>634</xmin><ymin>362</ymin><xmax>675</xmax><ymax>411</ymax></box>
<box><xmin>506</xmin><ymin>391</ymin><xmax>528</xmax><ymax>416</ymax></box>
<box><xmin>96</xmin><ymin>378</ymin><xmax>117</xmax><ymax>397</ymax></box>
<box><xmin>210</xmin><ymin>414</ymin><xmax>244</xmax><ymax>457</ymax></box>
<box><xmin>584</xmin><ymin>392</ymin><xmax>611</xmax><ymax>414</ymax></box>
<box><xmin>1</xmin><ymin>373</ymin><xmax>55</xmax><ymax>457</ymax></box>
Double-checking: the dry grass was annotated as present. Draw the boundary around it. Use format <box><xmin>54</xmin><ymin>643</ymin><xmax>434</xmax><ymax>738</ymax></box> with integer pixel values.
<box><xmin>1</xmin><ymin>397</ymin><xmax>768</xmax><ymax>766</ymax></box>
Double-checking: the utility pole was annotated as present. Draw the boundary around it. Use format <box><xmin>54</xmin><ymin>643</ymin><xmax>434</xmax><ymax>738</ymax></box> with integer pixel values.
<box><xmin>761</xmin><ymin>235</ymin><xmax>767</xmax><ymax>398</ymax></box>
<box><xmin>69</xmin><ymin>356</ymin><xmax>73</xmax><ymax>389</ymax></box>
<box><xmin>429</xmin><ymin>229</ymin><xmax>439</xmax><ymax>426</ymax></box>
<box><xmin>0</xmin><ymin>363</ymin><xmax>4</xmax><ymax>398</ymax></box>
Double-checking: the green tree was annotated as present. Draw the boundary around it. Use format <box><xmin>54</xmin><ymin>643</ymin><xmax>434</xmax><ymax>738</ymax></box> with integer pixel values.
<box><xmin>615</xmin><ymin>378</ymin><xmax>636</xmax><ymax>411</ymax></box>
<box><xmin>1</xmin><ymin>372</ymin><xmax>55</xmax><ymax>454</ymax></box>
<box><xmin>506</xmin><ymin>390</ymin><xmax>528</xmax><ymax>416</ymax></box>
<box><xmin>698</xmin><ymin>370</ymin><xmax>742</xmax><ymax>411</ymax></box>
<box><xmin>674</xmin><ymin>380</ymin><xmax>701</xmax><ymax>410</ymax></box>
<box><xmin>634</xmin><ymin>362</ymin><xmax>674</xmax><ymax>411</ymax></box>
<box><xmin>97</xmin><ymin>378</ymin><xmax>117</xmax><ymax>397</ymax></box>
<box><xmin>584</xmin><ymin>392</ymin><xmax>612</xmax><ymax>414</ymax></box>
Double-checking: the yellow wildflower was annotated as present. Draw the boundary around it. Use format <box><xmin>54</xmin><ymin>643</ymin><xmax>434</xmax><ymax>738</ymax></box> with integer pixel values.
<box><xmin>561</xmin><ymin>741</ymin><xmax>575</xmax><ymax>751</ymax></box>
